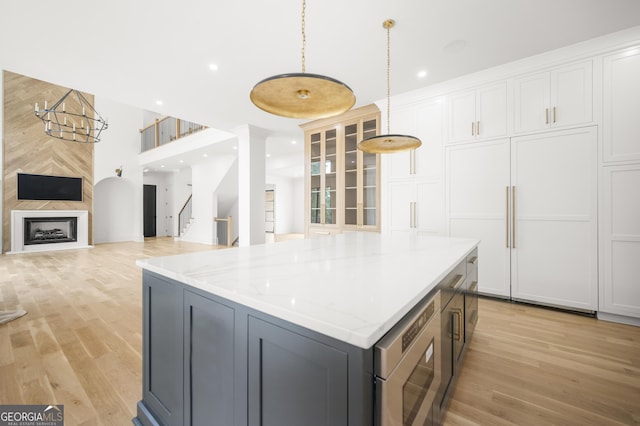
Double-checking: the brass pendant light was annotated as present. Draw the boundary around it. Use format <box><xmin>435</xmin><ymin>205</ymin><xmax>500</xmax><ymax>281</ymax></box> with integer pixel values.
<box><xmin>358</xmin><ymin>19</ymin><xmax>422</xmax><ymax>154</ymax></box>
<box><xmin>250</xmin><ymin>0</ymin><xmax>355</xmax><ymax>119</ymax></box>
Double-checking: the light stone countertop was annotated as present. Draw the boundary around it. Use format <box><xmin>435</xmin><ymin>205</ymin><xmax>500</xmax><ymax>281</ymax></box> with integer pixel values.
<box><xmin>136</xmin><ymin>233</ymin><xmax>479</xmax><ymax>349</ymax></box>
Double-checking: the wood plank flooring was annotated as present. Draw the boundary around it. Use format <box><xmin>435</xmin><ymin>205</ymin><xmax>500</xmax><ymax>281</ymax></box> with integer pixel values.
<box><xmin>1</xmin><ymin>237</ymin><xmax>639</xmax><ymax>425</ymax></box>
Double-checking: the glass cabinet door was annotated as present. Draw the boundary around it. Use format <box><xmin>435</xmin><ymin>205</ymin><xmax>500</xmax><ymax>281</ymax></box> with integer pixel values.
<box><xmin>324</xmin><ymin>129</ymin><xmax>337</xmax><ymax>225</ymax></box>
<box><xmin>310</xmin><ymin>132</ymin><xmax>321</xmax><ymax>224</ymax></box>
<box><xmin>344</xmin><ymin>124</ymin><xmax>358</xmax><ymax>226</ymax></box>
<box><xmin>362</xmin><ymin>119</ymin><xmax>378</xmax><ymax>226</ymax></box>
<box><xmin>342</xmin><ymin>118</ymin><xmax>378</xmax><ymax>228</ymax></box>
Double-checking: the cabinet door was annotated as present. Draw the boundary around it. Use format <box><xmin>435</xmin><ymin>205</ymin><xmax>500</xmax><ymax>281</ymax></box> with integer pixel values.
<box><xmin>511</xmin><ymin>127</ymin><xmax>598</xmax><ymax>311</ymax></box>
<box><xmin>476</xmin><ymin>82</ymin><xmax>507</xmax><ymax>140</ymax></box>
<box><xmin>414</xmin><ymin>99</ymin><xmax>444</xmax><ymax>178</ymax></box>
<box><xmin>513</xmin><ymin>71</ymin><xmax>550</xmax><ymax>134</ymax></box>
<box><xmin>142</xmin><ymin>273</ymin><xmax>184</xmax><ymax>425</ymax></box>
<box><xmin>550</xmin><ymin>61</ymin><xmax>593</xmax><ymax>128</ymax></box>
<box><xmin>248</xmin><ymin>317</ymin><xmax>348</xmax><ymax>426</ymax></box>
<box><xmin>603</xmin><ymin>47</ymin><xmax>640</xmax><ymax>163</ymax></box>
<box><xmin>600</xmin><ymin>164</ymin><xmax>640</xmax><ymax>318</ymax></box>
<box><xmin>447</xmin><ymin>140</ymin><xmax>511</xmax><ymax>297</ymax></box>
<box><xmin>388</xmin><ymin>182</ymin><xmax>415</xmax><ymax>234</ymax></box>
<box><xmin>344</xmin><ymin>123</ymin><xmax>359</xmax><ymax>226</ymax></box>
<box><xmin>448</xmin><ymin>90</ymin><xmax>476</xmax><ymax>143</ymax></box>
<box><xmin>184</xmin><ymin>291</ymin><xmax>235</xmax><ymax>426</ymax></box>
<box><xmin>324</xmin><ymin>129</ymin><xmax>338</xmax><ymax>225</ymax></box>
<box><xmin>416</xmin><ymin>181</ymin><xmax>444</xmax><ymax>235</ymax></box>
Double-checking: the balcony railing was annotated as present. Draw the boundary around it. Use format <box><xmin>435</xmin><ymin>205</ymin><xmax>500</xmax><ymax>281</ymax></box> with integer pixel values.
<box><xmin>140</xmin><ymin>116</ymin><xmax>207</xmax><ymax>152</ymax></box>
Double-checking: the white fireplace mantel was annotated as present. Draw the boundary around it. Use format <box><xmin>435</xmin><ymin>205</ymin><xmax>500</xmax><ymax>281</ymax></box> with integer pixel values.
<box><xmin>10</xmin><ymin>210</ymin><xmax>91</xmax><ymax>254</ymax></box>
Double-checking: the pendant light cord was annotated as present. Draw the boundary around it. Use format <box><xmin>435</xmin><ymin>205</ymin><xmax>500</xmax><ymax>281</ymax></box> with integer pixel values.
<box><xmin>386</xmin><ymin>22</ymin><xmax>391</xmax><ymax>134</ymax></box>
<box><xmin>301</xmin><ymin>0</ymin><xmax>306</xmax><ymax>73</ymax></box>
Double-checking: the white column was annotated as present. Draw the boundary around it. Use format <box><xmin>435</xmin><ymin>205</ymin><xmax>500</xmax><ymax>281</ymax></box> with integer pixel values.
<box><xmin>235</xmin><ymin>125</ymin><xmax>268</xmax><ymax>246</ymax></box>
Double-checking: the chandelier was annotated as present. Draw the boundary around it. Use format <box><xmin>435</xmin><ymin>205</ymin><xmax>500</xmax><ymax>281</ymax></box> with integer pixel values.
<box><xmin>358</xmin><ymin>19</ymin><xmax>421</xmax><ymax>154</ymax></box>
<box><xmin>249</xmin><ymin>0</ymin><xmax>355</xmax><ymax>119</ymax></box>
<box><xmin>34</xmin><ymin>89</ymin><xmax>108</xmax><ymax>143</ymax></box>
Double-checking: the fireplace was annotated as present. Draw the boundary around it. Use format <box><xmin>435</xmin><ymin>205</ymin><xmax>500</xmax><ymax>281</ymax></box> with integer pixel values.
<box><xmin>23</xmin><ymin>217</ymin><xmax>78</xmax><ymax>245</ymax></box>
<box><xmin>11</xmin><ymin>210</ymin><xmax>89</xmax><ymax>253</ymax></box>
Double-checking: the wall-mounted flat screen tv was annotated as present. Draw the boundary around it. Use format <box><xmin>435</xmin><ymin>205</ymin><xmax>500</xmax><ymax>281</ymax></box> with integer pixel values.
<box><xmin>17</xmin><ymin>173</ymin><xmax>83</xmax><ymax>201</ymax></box>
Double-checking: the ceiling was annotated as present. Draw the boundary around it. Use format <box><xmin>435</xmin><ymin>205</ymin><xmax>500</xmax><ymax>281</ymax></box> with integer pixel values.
<box><xmin>2</xmin><ymin>0</ymin><xmax>640</xmax><ymax>171</ymax></box>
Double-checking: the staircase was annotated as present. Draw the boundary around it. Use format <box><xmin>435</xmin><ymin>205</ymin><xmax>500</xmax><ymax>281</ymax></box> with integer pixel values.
<box><xmin>178</xmin><ymin>194</ymin><xmax>193</xmax><ymax>236</ymax></box>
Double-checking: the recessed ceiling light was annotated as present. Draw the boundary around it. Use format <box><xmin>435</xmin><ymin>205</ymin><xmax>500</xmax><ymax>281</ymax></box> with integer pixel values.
<box><xmin>160</xmin><ymin>165</ymin><xmax>165</xmax><ymax>168</ymax></box>
<box><xmin>266</xmin><ymin>153</ymin><xmax>271</xmax><ymax>158</ymax></box>
<box><xmin>203</xmin><ymin>153</ymin><xmax>208</xmax><ymax>157</ymax></box>
<box><xmin>291</xmin><ymin>140</ymin><xmax>297</xmax><ymax>145</ymax></box>
<box><xmin>179</xmin><ymin>160</ymin><xmax>184</xmax><ymax>163</ymax></box>
<box><xmin>417</xmin><ymin>70</ymin><xmax>428</xmax><ymax>78</ymax></box>
<box><xmin>233</xmin><ymin>146</ymin><xmax>238</xmax><ymax>150</ymax></box>
<box><xmin>209</xmin><ymin>63</ymin><xmax>219</xmax><ymax>71</ymax></box>
<box><xmin>156</xmin><ymin>100</ymin><xmax>163</xmax><ymax>106</ymax></box>
<box><xmin>143</xmin><ymin>168</ymin><xmax>149</xmax><ymax>173</ymax></box>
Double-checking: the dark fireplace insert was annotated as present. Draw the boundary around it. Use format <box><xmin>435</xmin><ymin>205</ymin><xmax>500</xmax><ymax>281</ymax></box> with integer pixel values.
<box><xmin>23</xmin><ymin>217</ymin><xmax>78</xmax><ymax>245</ymax></box>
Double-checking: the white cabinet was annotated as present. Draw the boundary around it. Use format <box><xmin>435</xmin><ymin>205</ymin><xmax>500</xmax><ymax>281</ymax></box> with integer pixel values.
<box><xmin>387</xmin><ymin>98</ymin><xmax>444</xmax><ymax>180</ymax></box>
<box><xmin>603</xmin><ymin>46</ymin><xmax>640</xmax><ymax>163</ymax></box>
<box><xmin>448</xmin><ymin>82</ymin><xmax>507</xmax><ymax>144</ymax></box>
<box><xmin>388</xmin><ymin>181</ymin><xmax>444</xmax><ymax>235</ymax></box>
<box><xmin>447</xmin><ymin>127</ymin><xmax>598</xmax><ymax>311</ymax></box>
<box><xmin>600</xmin><ymin>164</ymin><xmax>640</xmax><ymax>319</ymax></box>
<box><xmin>447</xmin><ymin>139</ymin><xmax>511</xmax><ymax>298</ymax></box>
<box><xmin>385</xmin><ymin>97</ymin><xmax>446</xmax><ymax>236</ymax></box>
<box><xmin>513</xmin><ymin>61</ymin><xmax>593</xmax><ymax>134</ymax></box>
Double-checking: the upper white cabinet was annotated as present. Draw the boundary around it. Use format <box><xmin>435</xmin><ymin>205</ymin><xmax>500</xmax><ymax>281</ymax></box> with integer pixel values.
<box><xmin>387</xmin><ymin>98</ymin><xmax>444</xmax><ymax>180</ymax></box>
<box><xmin>448</xmin><ymin>82</ymin><xmax>508</xmax><ymax>144</ymax></box>
<box><xmin>603</xmin><ymin>46</ymin><xmax>640</xmax><ymax>163</ymax></box>
<box><xmin>513</xmin><ymin>61</ymin><xmax>592</xmax><ymax>134</ymax></box>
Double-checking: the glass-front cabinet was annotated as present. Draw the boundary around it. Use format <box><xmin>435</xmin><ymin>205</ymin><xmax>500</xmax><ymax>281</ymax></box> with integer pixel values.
<box><xmin>303</xmin><ymin>104</ymin><xmax>381</xmax><ymax>236</ymax></box>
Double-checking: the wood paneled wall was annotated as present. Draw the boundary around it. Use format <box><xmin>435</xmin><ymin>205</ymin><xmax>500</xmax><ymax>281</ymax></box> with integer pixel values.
<box><xmin>2</xmin><ymin>71</ymin><xmax>94</xmax><ymax>252</ymax></box>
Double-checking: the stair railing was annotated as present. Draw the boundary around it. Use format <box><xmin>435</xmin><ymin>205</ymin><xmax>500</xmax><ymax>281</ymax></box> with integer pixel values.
<box><xmin>140</xmin><ymin>117</ymin><xmax>207</xmax><ymax>152</ymax></box>
<box><xmin>178</xmin><ymin>194</ymin><xmax>193</xmax><ymax>236</ymax></box>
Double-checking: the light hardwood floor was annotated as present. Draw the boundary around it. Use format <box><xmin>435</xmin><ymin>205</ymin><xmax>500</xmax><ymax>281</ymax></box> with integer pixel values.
<box><xmin>1</xmin><ymin>238</ymin><xmax>639</xmax><ymax>425</ymax></box>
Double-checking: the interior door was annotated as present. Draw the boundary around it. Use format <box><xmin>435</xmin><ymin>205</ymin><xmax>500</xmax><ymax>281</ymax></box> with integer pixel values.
<box><xmin>447</xmin><ymin>139</ymin><xmax>511</xmax><ymax>298</ymax></box>
<box><xmin>143</xmin><ymin>184</ymin><xmax>157</xmax><ymax>238</ymax></box>
<box><xmin>510</xmin><ymin>126</ymin><xmax>598</xmax><ymax>310</ymax></box>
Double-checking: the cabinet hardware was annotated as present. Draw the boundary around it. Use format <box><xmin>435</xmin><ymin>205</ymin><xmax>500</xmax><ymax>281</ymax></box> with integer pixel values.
<box><xmin>545</xmin><ymin>108</ymin><xmax>549</xmax><ymax>124</ymax></box>
<box><xmin>477</xmin><ymin>121</ymin><xmax>480</xmax><ymax>135</ymax></box>
<box><xmin>409</xmin><ymin>201</ymin><xmax>413</xmax><ymax>228</ymax></box>
<box><xmin>468</xmin><ymin>256</ymin><xmax>478</xmax><ymax>265</ymax></box>
<box><xmin>553</xmin><ymin>106</ymin><xmax>557</xmax><ymax>123</ymax></box>
<box><xmin>506</xmin><ymin>186</ymin><xmax>510</xmax><ymax>248</ymax></box>
<box><xmin>471</xmin><ymin>122</ymin><xmax>475</xmax><ymax>136</ymax></box>
<box><xmin>452</xmin><ymin>310</ymin><xmax>462</xmax><ymax>341</ymax></box>
<box><xmin>449</xmin><ymin>274</ymin><xmax>465</xmax><ymax>289</ymax></box>
<box><xmin>512</xmin><ymin>186</ymin><xmax>516</xmax><ymax>248</ymax></box>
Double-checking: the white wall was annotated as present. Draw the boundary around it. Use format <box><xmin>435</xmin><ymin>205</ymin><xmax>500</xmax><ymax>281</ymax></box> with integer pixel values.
<box><xmin>180</xmin><ymin>155</ymin><xmax>237</xmax><ymax>245</ymax></box>
<box><xmin>94</xmin><ymin>96</ymin><xmax>144</xmax><ymax>242</ymax></box>
<box><xmin>265</xmin><ymin>176</ymin><xmax>304</xmax><ymax>234</ymax></box>
<box><xmin>172</xmin><ymin>167</ymin><xmax>193</xmax><ymax>236</ymax></box>
<box><xmin>94</xmin><ymin>177</ymin><xmax>136</xmax><ymax>243</ymax></box>
<box><xmin>0</xmin><ymin>72</ymin><xmax>3</xmax><ymax>247</ymax></box>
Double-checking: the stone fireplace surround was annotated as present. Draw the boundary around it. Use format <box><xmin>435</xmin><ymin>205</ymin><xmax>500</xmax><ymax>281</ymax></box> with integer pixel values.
<box><xmin>10</xmin><ymin>210</ymin><xmax>90</xmax><ymax>253</ymax></box>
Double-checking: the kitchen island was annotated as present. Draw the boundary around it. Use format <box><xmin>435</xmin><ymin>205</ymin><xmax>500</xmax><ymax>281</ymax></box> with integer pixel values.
<box><xmin>133</xmin><ymin>233</ymin><xmax>479</xmax><ymax>426</ymax></box>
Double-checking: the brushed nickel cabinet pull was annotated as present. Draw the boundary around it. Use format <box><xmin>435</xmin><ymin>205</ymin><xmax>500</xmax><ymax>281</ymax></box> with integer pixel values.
<box><xmin>512</xmin><ymin>186</ymin><xmax>516</xmax><ymax>249</ymax></box>
<box><xmin>413</xmin><ymin>202</ymin><xmax>417</xmax><ymax>229</ymax></box>
<box><xmin>477</xmin><ymin>121</ymin><xmax>480</xmax><ymax>135</ymax></box>
<box><xmin>409</xmin><ymin>202</ymin><xmax>413</xmax><ymax>228</ymax></box>
<box><xmin>553</xmin><ymin>106</ymin><xmax>557</xmax><ymax>123</ymax></box>
<box><xmin>471</xmin><ymin>122</ymin><xmax>475</xmax><ymax>136</ymax></box>
<box><xmin>506</xmin><ymin>186</ymin><xmax>510</xmax><ymax>248</ymax></box>
<box><xmin>468</xmin><ymin>256</ymin><xmax>478</xmax><ymax>265</ymax></box>
<box><xmin>449</xmin><ymin>274</ymin><xmax>465</xmax><ymax>289</ymax></box>
<box><xmin>545</xmin><ymin>108</ymin><xmax>549</xmax><ymax>124</ymax></box>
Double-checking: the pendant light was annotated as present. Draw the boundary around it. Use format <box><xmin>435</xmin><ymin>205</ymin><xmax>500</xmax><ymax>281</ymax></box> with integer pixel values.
<box><xmin>358</xmin><ymin>19</ymin><xmax>421</xmax><ymax>154</ymax></box>
<box><xmin>249</xmin><ymin>0</ymin><xmax>355</xmax><ymax>119</ymax></box>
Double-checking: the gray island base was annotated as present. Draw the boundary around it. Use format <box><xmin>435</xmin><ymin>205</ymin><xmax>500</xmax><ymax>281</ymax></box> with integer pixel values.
<box><xmin>133</xmin><ymin>233</ymin><xmax>479</xmax><ymax>426</ymax></box>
